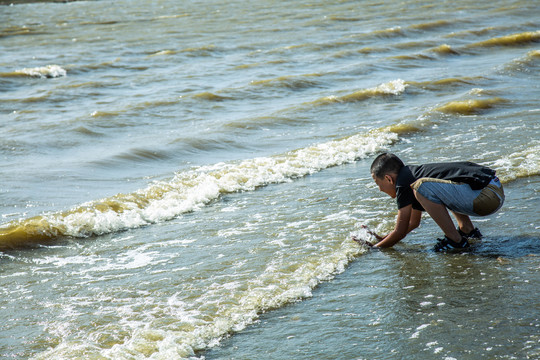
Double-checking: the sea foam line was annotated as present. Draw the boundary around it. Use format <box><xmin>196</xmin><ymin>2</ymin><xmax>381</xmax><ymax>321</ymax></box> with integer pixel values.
<box><xmin>31</xmin><ymin>235</ymin><xmax>368</xmax><ymax>360</ymax></box>
<box><xmin>0</xmin><ymin>127</ymin><xmax>400</xmax><ymax>248</ymax></box>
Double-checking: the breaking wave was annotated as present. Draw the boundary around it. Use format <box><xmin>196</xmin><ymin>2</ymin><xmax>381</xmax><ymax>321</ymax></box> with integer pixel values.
<box><xmin>1</xmin><ymin>65</ymin><xmax>67</xmax><ymax>78</ymax></box>
<box><xmin>0</xmin><ymin>127</ymin><xmax>401</xmax><ymax>250</ymax></box>
<box><xmin>312</xmin><ymin>79</ymin><xmax>407</xmax><ymax>105</ymax></box>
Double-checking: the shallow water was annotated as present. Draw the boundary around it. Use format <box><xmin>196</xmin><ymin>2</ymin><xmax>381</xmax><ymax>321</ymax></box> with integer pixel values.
<box><xmin>1</xmin><ymin>0</ymin><xmax>539</xmax><ymax>358</ymax></box>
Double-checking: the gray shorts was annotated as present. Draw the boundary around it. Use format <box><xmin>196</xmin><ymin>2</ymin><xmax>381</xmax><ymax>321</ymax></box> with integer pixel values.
<box><xmin>411</xmin><ymin>177</ymin><xmax>504</xmax><ymax>216</ymax></box>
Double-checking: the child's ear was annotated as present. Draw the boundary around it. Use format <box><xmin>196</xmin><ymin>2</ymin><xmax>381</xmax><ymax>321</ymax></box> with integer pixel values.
<box><xmin>384</xmin><ymin>174</ymin><xmax>395</xmax><ymax>184</ymax></box>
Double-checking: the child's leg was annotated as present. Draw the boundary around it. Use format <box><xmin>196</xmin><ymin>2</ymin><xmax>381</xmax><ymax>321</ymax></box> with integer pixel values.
<box><xmin>451</xmin><ymin>211</ymin><xmax>474</xmax><ymax>234</ymax></box>
<box><xmin>414</xmin><ymin>190</ymin><xmax>463</xmax><ymax>243</ymax></box>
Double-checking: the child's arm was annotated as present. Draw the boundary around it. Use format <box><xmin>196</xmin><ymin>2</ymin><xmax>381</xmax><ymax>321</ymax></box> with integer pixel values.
<box><xmin>407</xmin><ymin>208</ymin><xmax>422</xmax><ymax>234</ymax></box>
<box><xmin>373</xmin><ymin>205</ymin><xmax>421</xmax><ymax>248</ymax></box>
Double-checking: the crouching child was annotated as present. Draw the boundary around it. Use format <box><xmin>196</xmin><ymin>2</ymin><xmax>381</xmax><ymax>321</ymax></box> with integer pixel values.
<box><xmin>362</xmin><ymin>153</ymin><xmax>504</xmax><ymax>251</ymax></box>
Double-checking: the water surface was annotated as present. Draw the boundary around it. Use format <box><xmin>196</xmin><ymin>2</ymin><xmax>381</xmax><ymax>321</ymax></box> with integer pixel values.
<box><xmin>0</xmin><ymin>0</ymin><xmax>539</xmax><ymax>358</ymax></box>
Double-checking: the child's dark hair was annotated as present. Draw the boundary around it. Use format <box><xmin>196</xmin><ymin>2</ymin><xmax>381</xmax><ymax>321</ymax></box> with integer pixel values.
<box><xmin>370</xmin><ymin>153</ymin><xmax>404</xmax><ymax>178</ymax></box>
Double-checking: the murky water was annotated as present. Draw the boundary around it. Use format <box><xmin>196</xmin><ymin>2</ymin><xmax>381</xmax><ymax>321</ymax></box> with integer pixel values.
<box><xmin>1</xmin><ymin>0</ymin><xmax>539</xmax><ymax>358</ymax></box>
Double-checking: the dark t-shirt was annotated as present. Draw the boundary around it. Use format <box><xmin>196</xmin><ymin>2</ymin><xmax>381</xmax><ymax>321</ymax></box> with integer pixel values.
<box><xmin>395</xmin><ymin>162</ymin><xmax>496</xmax><ymax>210</ymax></box>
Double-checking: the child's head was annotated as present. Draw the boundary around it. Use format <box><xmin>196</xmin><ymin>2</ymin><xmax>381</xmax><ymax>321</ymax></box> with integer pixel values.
<box><xmin>370</xmin><ymin>153</ymin><xmax>404</xmax><ymax>198</ymax></box>
<box><xmin>370</xmin><ymin>153</ymin><xmax>404</xmax><ymax>178</ymax></box>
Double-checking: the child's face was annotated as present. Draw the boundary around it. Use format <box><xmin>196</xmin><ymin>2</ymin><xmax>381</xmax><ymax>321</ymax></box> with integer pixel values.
<box><xmin>372</xmin><ymin>173</ymin><xmax>397</xmax><ymax>198</ymax></box>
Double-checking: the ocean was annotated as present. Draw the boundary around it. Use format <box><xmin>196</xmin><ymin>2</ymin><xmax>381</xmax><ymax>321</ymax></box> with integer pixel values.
<box><xmin>1</xmin><ymin>0</ymin><xmax>539</xmax><ymax>358</ymax></box>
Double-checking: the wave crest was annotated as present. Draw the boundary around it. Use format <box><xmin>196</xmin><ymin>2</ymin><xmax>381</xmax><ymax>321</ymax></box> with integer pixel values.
<box><xmin>10</xmin><ymin>65</ymin><xmax>67</xmax><ymax>78</ymax></box>
<box><xmin>0</xmin><ymin>128</ymin><xmax>400</xmax><ymax>250</ymax></box>
<box><xmin>435</xmin><ymin>97</ymin><xmax>508</xmax><ymax>115</ymax></box>
<box><xmin>468</xmin><ymin>31</ymin><xmax>540</xmax><ymax>49</ymax></box>
<box><xmin>315</xmin><ymin>79</ymin><xmax>407</xmax><ymax>104</ymax></box>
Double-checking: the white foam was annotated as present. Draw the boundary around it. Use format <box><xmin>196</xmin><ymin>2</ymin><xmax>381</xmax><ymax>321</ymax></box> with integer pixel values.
<box><xmin>490</xmin><ymin>144</ymin><xmax>540</xmax><ymax>182</ymax></box>
<box><xmin>40</xmin><ymin>127</ymin><xmax>398</xmax><ymax>240</ymax></box>
<box><xmin>375</xmin><ymin>79</ymin><xmax>407</xmax><ymax>95</ymax></box>
<box><xmin>16</xmin><ymin>65</ymin><xmax>67</xmax><ymax>78</ymax></box>
<box><xmin>410</xmin><ymin>323</ymin><xmax>431</xmax><ymax>338</ymax></box>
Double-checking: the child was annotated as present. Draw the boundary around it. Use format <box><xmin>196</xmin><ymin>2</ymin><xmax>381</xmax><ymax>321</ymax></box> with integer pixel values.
<box><xmin>359</xmin><ymin>153</ymin><xmax>504</xmax><ymax>251</ymax></box>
